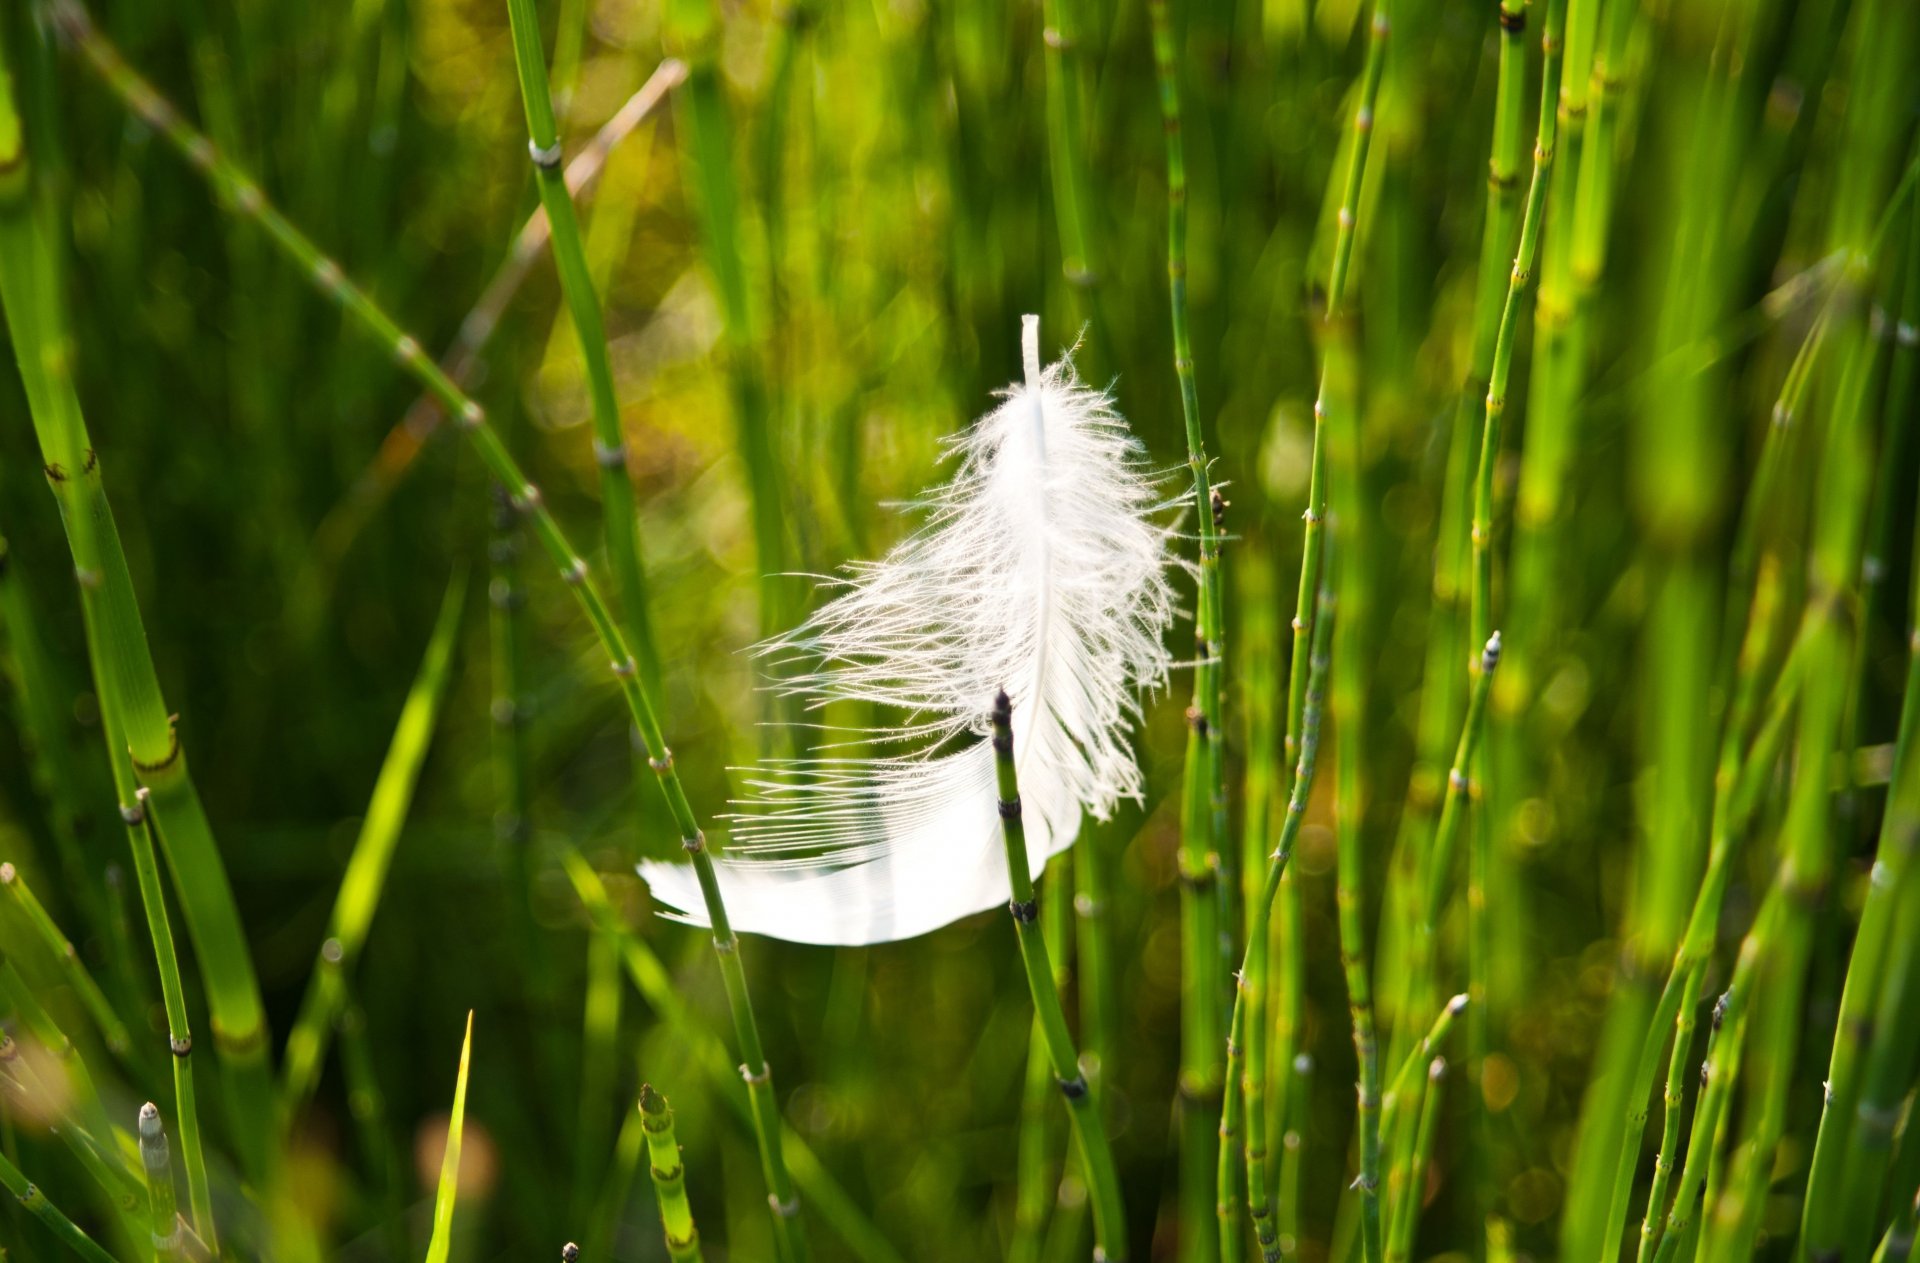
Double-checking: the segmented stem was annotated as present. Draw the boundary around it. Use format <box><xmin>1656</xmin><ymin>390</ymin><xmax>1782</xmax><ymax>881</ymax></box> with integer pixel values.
<box><xmin>1235</xmin><ymin>590</ymin><xmax>1332</xmax><ymax>1261</ymax></box>
<box><xmin>1146</xmin><ymin>4</ymin><xmax>1227</xmax><ymax>1255</ymax></box>
<box><xmin>55</xmin><ymin>12</ymin><xmax>805</xmax><ymax>1251</ymax></box>
<box><xmin>991</xmin><ymin>690</ymin><xmax>1129</xmax><ymax>1263</ymax></box>
<box><xmin>640</xmin><ymin>1084</ymin><xmax>705</xmax><ymax>1263</ymax></box>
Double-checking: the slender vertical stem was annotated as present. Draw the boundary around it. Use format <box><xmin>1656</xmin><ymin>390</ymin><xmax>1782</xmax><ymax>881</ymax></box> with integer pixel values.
<box><xmin>1633</xmin><ymin>967</ymin><xmax>1702</xmax><ymax>1262</ymax></box>
<box><xmin>1145</xmin><ymin>4</ymin><xmax>1227</xmax><ymax>1255</ymax></box>
<box><xmin>117</xmin><ymin>793</ymin><xmax>213</xmax><ymax>1249</ymax></box>
<box><xmin>55</xmin><ymin>15</ymin><xmax>808</xmax><ymax>1257</ymax></box>
<box><xmin>503</xmin><ymin>0</ymin><xmax>663</xmax><ymax>698</ymax></box>
<box><xmin>0</xmin><ymin>863</ymin><xmax>130</xmax><ymax>1061</ymax></box>
<box><xmin>991</xmin><ymin>690</ymin><xmax>1129</xmax><ymax>1263</ymax></box>
<box><xmin>1013</xmin><ymin>856</ymin><xmax>1074</xmax><ymax>1263</ymax></box>
<box><xmin>1384</xmin><ymin>1058</ymin><xmax>1446</xmax><ymax>1263</ymax></box>
<box><xmin>0</xmin><ymin>18</ymin><xmax>271</xmax><ymax>1183</ymax></box>
<box><xmin>1466</xmin><ymin>1</ymin><xmax>1565</xmax><ymax>1236</ymax></box>
<box><xmin>137</xmin><ymin>1103</ymin><xmax>183</xmax><ymax>1263</ymax></box>
<box><xmin>640</xmin><ymin>1085</ymin><xmax>705</xmax><ymax>1263</ymax></box>
<box><xmin>0</xmin><ymin>1149</ymin><xmax>124</xmax><ymax>1263</ymax></box>
<box><xmin>1234</xmin><ymin>590</ymin><xmax>1332</xmax><ymax>1261</ymax></box>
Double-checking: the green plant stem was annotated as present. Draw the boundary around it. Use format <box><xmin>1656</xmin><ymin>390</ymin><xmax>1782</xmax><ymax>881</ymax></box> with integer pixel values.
<box><xmin>1234</xmin><ymin>588</ymin><xmax>1331</xmax><ymax>1262</ymax></box>
<box><xmin>640</xmin><ymin>1084</ymin><xmax>705</xmax><ymax>1263</ymax></box>
<box><xmin>1648</xmin><ymin>894</ymin><xmax>1777</xmax><ymax>1263</ymax></box>
<box><xmin>53</xmin><ymin>16</ymin><xmax>808</xmax><ymax>1255</ymax></box>
<box><xmin>1393</xmin><ymin>0</ymin><xmax>1529</xmax><ymax>1044</ymax></box>
<box><xmin>137</xmin><ymin>1103</ymin><xmax>183</xmax><ymax>1263</ymax></box>
<box><xmin>559</xmin><ymin>849</ymin><xmax>904</xmax><ymax>1263</ymax></box>
<box><xmin>0</xmin><ymin>18</ymin><xmax>273</xmax><ymax>1182</ymax></box>
<box><xmin>281</xmin><ymin>570</ymin><xmax>465</xmax><ymax>1113</ymax></box>
<box><xmin>503</xmin><ymin>0</ymin><xmax>663</xmax><ymax>699</ymax></box>
<box><xmin>0</xmin><ymin>862</ymin><xmax>129</xmax><ymax>1061</ymax></box>
<box><xmin>1466</xmin><ymin>0</ymin><xmax>1565</xmax><ymax>1234</ymax></box>
<box><xmin>1013</xmin><ymin>856</ymin><xmax>1073</xmax><ymax>1263</ymax></box>
<box><xmin>1145</xmin><ymin>4</ymin><xmax>1228</xmax><ymax>1256</ymax></box>
<box><xmin>1633</xmin><ymin>966</ymin><xmax>1702</xmax><ymax>1263</ymax></box>
<box><xmin>1596</xmin><ymin>560</ymin><xmax>1798</xmax><ymax>1262</ymax></box>
<box><xmin>0</xmin><ymin>1148</ymin><xmax>125</xmax><ymax>1263</ymax></box>
<box><xmin>1040</xmin><ymin>0</ymin><xmax>1114</xmax><ymax>1092</ymax></box>
<box><xmin>990</xmin><ymin>690</ymin><xmax>1128</xmax><ymax>1263</ymax></box>
<box><xmin>119</xmin><ymin>797</ymin><xmax>212</xmax><ymax>1248</ymax></box>
<box><xmin>1384</xmin><ymin>1058</ymin><xmax>1446</xmax><ymax>1263</ymax></box>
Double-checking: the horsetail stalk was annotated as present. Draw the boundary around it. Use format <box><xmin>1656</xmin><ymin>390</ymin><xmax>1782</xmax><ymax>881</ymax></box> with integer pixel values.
<box><xmin>0</xmin><ymin>1148</ymin><xmax>124</xmax><ymax>1263</ymax></box>
<box><xmin>991</xmin><ymin>689</ymin><xmax>1128</xmax><ymax>1263</ymax></box>
<box><xmin>1399</xmin><ymin>635</ymin><xmax>1501</xmax><ymax>1040</ymax></box>
<box><xmin>1146</xmin><ymin>3</ymin><xmax>1228</xmax><ymax>1254</ymax></box>
<box><xmin>55</xmin><ymin>12</ymin><xmax>809</xmax><ymax>1252</ymax></box>
<box><xmin>640</xmin><ymin>1084</ymin><xmax>705</xmax><ymax>1263</ymax></box>
<box><xmin>0</xmin><ymin>17</ymin><xmax>273</xmax><ymax>1182</ymax></box>
<box><xmin>1384</xmin><ymin>1058</ymin><xmax>1447</xmax><ymax>1263</ymax></box>
<box><xmin>138</xmin><ymin>1103</ymin><xmax>184</xmax><ymax>1263</ymax></box>
<box><xmin>0</xmin><ymin>862</ymin><xmax>129</xmax><ymax>1061</ymax></box>
<box><xmin>1647</xmin><ymin>894</ymin><xmax>1777</xmax><ymax>1263</ymax></box>
<box><xmin>1380</xmin><ymin>993</ymin><xmax>1467</xmax><ymax>1146</ymax></box>
<box><xmin>1233</xmin><ymin>588</ymin><xmax>1331</xmax><ymax>1262</ymax></box>
<box><xmin>1597</xmin><ymin>562</ymin><xmax>1799</xmax><ymax>1260</ymax></box>
<box><xmin>1251</xmin><ymin>15</ymin><xmax>1388</xmax><ymax>1262</ymax></box>
<box><xmin>1039</xmin><ymin>0</ymin><xmax>1115</xmax><ymax>1089</ymax></box>
<box><xmin>1395</xmin><ymin>0</ymin><xmax>1528</xmax><ymax>1003</ymax></box>
<box><xmin>1466</xmin><ymin>1</ymin><xmax>1565</xmax><ymax>1226</ymax></box>
<box><xmin>1012</xmin><ymin>858</ymin><xmax>1074</xmax><ymax>1263</ymax></box>
<box><xmin>504</xmin><ymin>0</ymin><xmax>663</xmax><ymax>697</ymax></box>
<box><xmin>120</xmin><ymin>793</ymin><xmax>214</xmax><ymax>1246</ymax></box>
<box><xmin>1633</xmin><ymin>966</ymin><xmax>1702</xmax><ymax>1263</ymax></box>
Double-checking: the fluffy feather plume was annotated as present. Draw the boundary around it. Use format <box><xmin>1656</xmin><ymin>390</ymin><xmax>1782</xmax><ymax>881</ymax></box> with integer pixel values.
<box><xmin>639</xmin><ymin>316</ymin><xmax>1176</xmax><ymax>944</ymax></box>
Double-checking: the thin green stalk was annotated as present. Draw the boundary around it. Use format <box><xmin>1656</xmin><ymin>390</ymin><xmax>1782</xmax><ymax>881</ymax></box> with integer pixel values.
<box><xmin>0</xmin><ymin>532</ymin><xmax>102</xmax><ymax>944</ymax></box>
<box><xmin>281</xmin><ymin>570</ymin><xmax>466</xmax><ymax>1113</ymax></box>
<box><xmin>1393</xmin><ymin>0</ymin><xmax>1529</xmax><ymax>1036</ymax></box>
<box><xmin>0</xmin><ymin>862</ymin><xmax>129</xmax><ymax>1061</ymax></box>
<box><xmin>337</xmin><ymin>986</ymin><xmax>408</xmax><ymax>1263</ymax></box>
<box><xmin>54</xmin><ymin>18</ymin><xmax>807</xmax><ymax>1255</ymax></box>
<box><xmin>0</xmin><ymin>1148</ymin><xmax>125</xmax><ymax>1263</ymax></box>
<box><xmin>137</xmin><ymin>1103</ymin><xmax>183</xmax><ymax>1263</ymax></box>
<box><xmin>1647</xmin><ymin>894</ymin><xmax>1778</xmax><ymax>1263</ymax></box>
<box><xmin>424</xmin><ymin>1014</ymin><xmax>474</xmax><ymax>1263</ymax></box>
<box><xmin>315</xmin><ymin>62</ymin><xmax>684</xmax><ymax>569</ymax></box>
<box><xmin>1384</xmin><ymin>1057</ymin><xmax>1446</xmax><ymax>1263</ymax></box>
<box><xmin>575</xmin><ymin>926</ymin><xmax>623</xmax><ymax>1226</ymax></box>
<box><xmin>118</xmin><ymin>795</ymin><xmax>211</xmax><ymax>1247</ymax></box>
<box><xmin>1633</xmin><ymin>967</ymin><xmax>1703</xmax><ymax>1263</ymax></box>
<box><xmin>1596</xmin><ymin>561</ymin><xmax>1798</xmax><ymax>1262</ymax></box>
<box><xmin>1829</xmin><ymin>776</ymin><xmax>1920</xmax><ymax>1262</ymax></box>
<box><xmin>1466</xmin><ymin>0</ymin><xmax>1565</xmax><ymax>1235</ymax></box>
<box><xmin>1380</xmin><ymin>993</ymin><xmax>1467</xmax><ymax>1151</ymax></box>
<box><xmin>1041</xmin><ymin>0</ymin><xmax>1103</xmax><ymax>350</ymax></box>
<box><xmin>1013</xmin><ymin>856</ymin><xmax>1074</xmax><ymax>1263</ymax></box>
<box><xmin>589</xmin><ymin>1077</ymin><xmax>649</xmax><ymax>1263</ymax></box>
<box><xmin>0</xmin><ymin>19</ymin><xmax>273</xmax><ymax>1181</ymax></box>
<box><xmin>1399</xmin><ymin>636</ymin><xmax>1501</xmax><ymax>1042</ymax></box>
<box><xmin>1041</xmin><ymin>0</ymin><xmax>1114</xmax><ymax>1088</ymax></box>
<box><xmin>1235</xmin><ymin>588</ymin><xmax>1331</xmax><ymax>1262</ymax></box>
<box><xmin>1255</xmin><ymin>16</ymin><xmax>1389</xmax><ymax>1263</ymax></box>
<box><xmin>503</xmin><ymin>0</ymin><xmax>663</xmax><ymax>699</ymax></box>
<box><xmin>640</xmin><ymin>1084</ymin><xmax>705</xmax><ymax>1263</ymax></box>
<box><xmin>1146</xmin><ymin>4</ymin><xmax>1227</xmax><ymax>1255</ymax></box>
<box><xmin>666</xmin><ymin>0</ymin><xmax>785</xmax><ymax>683</ymax></box>
<box><xmin>990</xmin><ymin>689</ymin><xmax>1128</xmax><ymax>1263</ymax></box>
<box><xmin>560</xmin><ymin>849</ymin><xmax>905</xmax><ymax>1263</ymax></box>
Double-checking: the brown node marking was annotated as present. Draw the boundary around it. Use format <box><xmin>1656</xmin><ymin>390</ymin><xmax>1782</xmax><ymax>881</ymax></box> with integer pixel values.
<box><xmin>131</xmin><ymin>717</ymin><xmax>183</xmax><ymax>775</ymax></box>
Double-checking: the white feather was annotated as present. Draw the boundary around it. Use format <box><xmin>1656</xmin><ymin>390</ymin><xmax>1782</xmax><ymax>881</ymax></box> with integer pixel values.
<box><xmin>639</xmin><ymin>315</ymin><xmax>1176</xmax><ymax>945</ymax></box>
